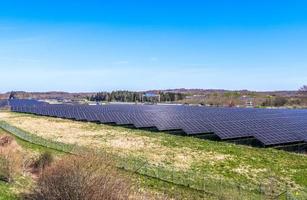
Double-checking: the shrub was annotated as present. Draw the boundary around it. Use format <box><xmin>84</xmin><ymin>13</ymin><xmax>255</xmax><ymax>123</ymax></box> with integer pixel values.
<box><xmin>0</xmin><ymin>156</ymin><xmax>10</xmax><ymax>182</ymax></box>
<box><xmin>288</xmin><ymin>98</ymin><xmax>302</xmax><ymax>106</ymax></box>
<box><xmin>273</xmin><ymin>97</ymin><xmax>288</xmax><ymax>107</ymax></box>
<box><xmin>0</xmin><ymin>136</ymin><xmax>23</xmax><ymax>183</ymax></box>
<box><xmin>262</xmin><ymin>97</ymin><xmax>288</xmax><ymax>107</ymax></box>
<box><xmin>0</xmin><ymin>135</ymin><xmax>13</xmax><ymax>147</ymax></box>
<box><xmin>31</xmin><ymin>151</ymin><xmax>53</xmax><ymax>172</ymax></box>
<box><xmin>27</xmin><ymin>153</ymin><xmax>131</xmax><ymax>200</ymax></box>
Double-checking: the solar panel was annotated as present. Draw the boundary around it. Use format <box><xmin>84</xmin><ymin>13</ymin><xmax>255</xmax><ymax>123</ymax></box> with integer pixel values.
<box><xmin>8</xmin><ymin>99</ymin><xmax>47</xmax><ymax>107</ymax></box>
<box><xmin>8</xmin><ymin>99</ymin><xmax>307</xmax><ymax>147</ymax></box>
<box><xmin>0</xmin><ymin>100</ymin><xmax>9</xmax><ymax>108</ymax></box>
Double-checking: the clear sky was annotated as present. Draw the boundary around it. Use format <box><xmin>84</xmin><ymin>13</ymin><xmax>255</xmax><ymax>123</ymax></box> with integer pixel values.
<box><xmin>0</xmin><ymin>0</ymin><xmax>307</xmax><ymax>92</ymax></box>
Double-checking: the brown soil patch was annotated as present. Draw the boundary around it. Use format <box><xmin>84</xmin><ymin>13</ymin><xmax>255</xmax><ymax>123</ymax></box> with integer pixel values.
<box><xmin>0</xmin><ymin>135</ymin><xmax>22</xmax><ymax>154</ymax></box>
<box><xmin>0</xmin><ymin>135</ymin><xmax>13</xmax><ymax>146</ymax></box>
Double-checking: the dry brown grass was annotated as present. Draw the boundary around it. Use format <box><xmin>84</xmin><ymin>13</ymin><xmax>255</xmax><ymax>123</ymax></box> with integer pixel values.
<box><xmin>0</xmin><ymin>112</ymin><xmax>232</xmax><ymax>172</ymax></box>
<box><xmin>0</xmin><ymin>135</ymin><xmax>24</xmax><ymax>182</ymax></box>
<box><xmin>0</xmin><ymin>132</ymin><xmax>55</xmax><ymax>197</ymax></box>
<box><xmin>0</xmin><ymin>131</ymin><xmax>168</xmax><ymax>200</ymax></box>
<box><xmin>26</xmin><ymin>153</ymin><xmax>133</xmax><ymax>200</ymax></box>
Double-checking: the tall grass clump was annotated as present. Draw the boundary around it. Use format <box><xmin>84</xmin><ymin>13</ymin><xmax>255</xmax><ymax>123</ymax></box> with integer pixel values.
<box><xmin>0</xmin><ymin>156</ymin><xmax>11</xmax><ymax>182</ymax></box>
<box><xmin>30</xmin><ymin>151</ymin><xmax>53</xmax><ymax>174</ymax></box>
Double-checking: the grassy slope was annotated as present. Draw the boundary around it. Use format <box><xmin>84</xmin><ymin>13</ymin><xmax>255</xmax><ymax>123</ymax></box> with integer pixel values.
<box><xmin>0</xmin><ymin>128</ymin><xmax>207</xmax><ymax>200</ymax></box>
<box><xmin>1</xmin><ymin>111</ymin><xmax>307</xmax><ymax>199</ymax></box>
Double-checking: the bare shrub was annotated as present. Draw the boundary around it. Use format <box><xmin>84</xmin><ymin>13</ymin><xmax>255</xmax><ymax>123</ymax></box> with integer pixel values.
<box><xmin>30</xmin><ymin>151</ymin><xmax>53</xmax><ymax>173</ymax></box>
<box><xmin>0</xmin><ymin>135</ymin><xmax>13</xmax><ymax>146</ymax></box>
<box><xmin>27</xmin><ymin>153</ymin><xmax>131</xmax><ymax>200</ymax></box>
<box><xmin>0</xmin><ymin>135</ymin><xmax>23</xmax><ymax>183</ymax></box>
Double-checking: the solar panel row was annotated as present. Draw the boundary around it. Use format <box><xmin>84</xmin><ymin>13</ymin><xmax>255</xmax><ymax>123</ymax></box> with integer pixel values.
<box><xmin>8</xmin><ymin>99</ymin><xmax>307</xmax><ymax>146</ymax></box>
<box><xmin>0</xmin><ymin>100</ymin><xmax>9</xmax><ymax>108</ymax></box>
<box><xmin>8</xmin><ymin>99</ymin><xmax>48</xmax><ymax>107</ymax></box>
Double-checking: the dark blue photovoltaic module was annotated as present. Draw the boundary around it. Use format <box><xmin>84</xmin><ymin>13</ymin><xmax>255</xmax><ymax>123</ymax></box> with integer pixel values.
<box><xmin>0</xmin><ymin>100</ymin><xmax>9</xmax><ymax>108</ymax></box>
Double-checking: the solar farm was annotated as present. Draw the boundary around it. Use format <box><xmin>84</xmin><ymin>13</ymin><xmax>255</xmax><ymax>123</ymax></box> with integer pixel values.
<box><xmin>1</xmin><ymin>98</ymin><xmax>307</xmax><ymax>199</ymax></box>
<box><xmin>6</xmin><ymin>99</ymin><xmax>307</xmax><ymax>148</ymax></box>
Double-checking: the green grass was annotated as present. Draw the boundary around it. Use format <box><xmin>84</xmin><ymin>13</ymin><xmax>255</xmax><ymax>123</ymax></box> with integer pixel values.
<box><xmin>97</xmin><ymin>123</ymin><xmax>307</xmax><ymax>189</ymax></box>
<box><xmin>158</xmin><ymin>133</ymin><xmax>307</xmax><ymax>185</ymax></box>
<box><xmin>0</xmin><ymin>175</ymin><xmax>34</xmax><ymax>200</ymax></box>
<box><xmin>83</xmin><ymin>122</ymin><xmax>307</xmax><ymax>197</ymax></box>
<box><xmin>0</xmin><ymin>182</ymin><xmax>17</xmax><ymax>200</ymax></box>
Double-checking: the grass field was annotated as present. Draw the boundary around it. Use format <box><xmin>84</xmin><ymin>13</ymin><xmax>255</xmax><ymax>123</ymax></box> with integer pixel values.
<box><xmin>1</xmin><ymin>111</ymin><xmax>307</xmax><ymax>199</ymax></box>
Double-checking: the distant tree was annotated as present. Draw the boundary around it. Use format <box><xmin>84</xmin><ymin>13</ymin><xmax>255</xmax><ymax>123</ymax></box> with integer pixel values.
<box><xmin>288</xmin><ymin>98</ymin><xmax>302</xmax><ymax>106</ymax></box>
<box><xmin>89</xmin><ymin>91</ymin><xmax>185</xmax><ymax>103</ymax></box>
<box><xmin>159</xmin><ymin>92</ymin><xmax>185</xmax><ymax>102</ymax></box>
<box><xmin>262</xmin><ymin>96</ymin><xmax>288</xmax><ymax>107</ymax></box>
<box><xmin>228</xmin><ymin>101</ymin><xmax>236</xmax><ymax>107</ymax></box>
<box><xmin>9</xmin><ymin>91</ymin><xmax>17</xmax><ymax>99</ymax></box>
<box><xmin>262</xmin><ymin>99</ymin><xmax>271</xmax><ymax>107</ymax></box>
<box><xmin>298</xmin><ymin>85</ymin><xmax>307</xmax><ymax>95</ymax></box>
<box><xmin>273</xmin><ymin>97</ymin><xmax>288</xmax><ymax>107</ymax></box>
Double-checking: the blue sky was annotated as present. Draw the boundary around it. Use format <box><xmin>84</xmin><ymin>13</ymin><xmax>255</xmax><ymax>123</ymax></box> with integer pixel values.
<box><xmin>0</xmin><ymin>0</ymin><xmax>307</xmax><ymax>92</ymax></box>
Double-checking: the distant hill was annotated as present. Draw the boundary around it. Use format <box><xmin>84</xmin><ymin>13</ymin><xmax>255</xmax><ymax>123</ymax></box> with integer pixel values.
<box><xmin>0</xmin><ymin>91</ymin><xmax>96</xmax><ymax>100</ymax></box>
<box><xmin>146</xmin><ymin>88</ymin><xmax>298</xmax><ymax>96</ymax></box>
<box><xmin>0</xmin><ymin>89</ymin><xmax>299</xmax><ymax>100</ymax></box>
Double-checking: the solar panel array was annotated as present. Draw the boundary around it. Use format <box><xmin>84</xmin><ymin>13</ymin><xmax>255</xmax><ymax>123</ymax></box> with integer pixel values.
<box><xmin>8</xmin><ymin>99</ymin><xmax>48</xmax><ymax>107</ymax></box>
<box><xmin>8</xmin><ymin>99</ymin><xmax>307</xmax><ymax>146</ymax></box>
<box><xmin>0</xmin><ymin>100</ymin><xmax>9</xmax><ymax>108</ymax></box>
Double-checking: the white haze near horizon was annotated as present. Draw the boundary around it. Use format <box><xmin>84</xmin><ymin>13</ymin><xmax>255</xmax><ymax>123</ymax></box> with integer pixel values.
<box><xmin>0</xmin><ymin>66</ymin><xmax>305</xmax><ymax>93</ymax></box>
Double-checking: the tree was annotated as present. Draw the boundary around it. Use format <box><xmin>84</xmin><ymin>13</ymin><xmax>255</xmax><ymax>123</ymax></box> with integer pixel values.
<box><xmin>298</xmin><ymin>85</ymin><xmax>307</xmax><ymax>95</ymax></box>
<box><xmin>9</xmin><ymin>91</ymin><xmax>17</xmax><ymax>99</ymax></box>
<box><xmin>273</xmin><ymin>97</ymin><xmax>288</xmax><ymax>107</ymax></box>
<box><xmin>261</xmin><ymin>96</ymin><xmax>288</xmax><ymax>107</ymax></box>
<box><xmin>89</xmin><ymin>91</ymin><xmax>185</xmax><ymax>103</ymax></box>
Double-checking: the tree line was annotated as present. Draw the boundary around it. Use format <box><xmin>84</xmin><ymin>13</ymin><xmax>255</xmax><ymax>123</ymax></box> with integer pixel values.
<box><xmin>87</xmin><ymin>91</ymin><xmax>185</xmax><ymax>102</ymax></box>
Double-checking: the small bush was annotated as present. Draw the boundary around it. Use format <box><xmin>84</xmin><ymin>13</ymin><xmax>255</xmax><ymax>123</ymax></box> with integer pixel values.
<box><xmin>31</xmin><ymin>151</ymin><xmax>53</xmax><ymax>172</ymax></box>
<box><xmin>28</xmin><ymin>153</ymin><xmax>131</xmax><ymax>200</ymax></box>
